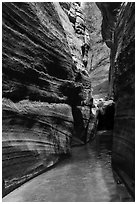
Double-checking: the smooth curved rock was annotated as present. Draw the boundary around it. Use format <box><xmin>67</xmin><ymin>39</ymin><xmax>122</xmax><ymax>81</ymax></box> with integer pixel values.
<box><xmin>2</xmin><ymin>98</ymin><xmax>73</xmax><ymax>195</ymax></box>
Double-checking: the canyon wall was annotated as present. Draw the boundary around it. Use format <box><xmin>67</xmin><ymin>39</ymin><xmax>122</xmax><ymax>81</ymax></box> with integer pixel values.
<box><xmin>97</xmin><ymin>2</ymin><xmax>135</xmax><ymax>196</ymax></box>
<box><xmin>2</xmin><ymin>2</ymin><xmax>93</xmax><ymax>196</ymax></box>
<box><xmin>81</xmin><ymin>3</ymin><xmax>110</xmax><ymax>99</ymax></box>
<box><xmin>3</xmin><ymin>2</ymin><xmax>135</xmax><ymax>198</ymax></box>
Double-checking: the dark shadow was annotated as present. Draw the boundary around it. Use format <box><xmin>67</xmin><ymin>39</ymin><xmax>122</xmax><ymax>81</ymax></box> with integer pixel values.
<box><xmin>97</xmin><ymin>103</ymin><xmax>115</xmax><ymax>131</ymax></box>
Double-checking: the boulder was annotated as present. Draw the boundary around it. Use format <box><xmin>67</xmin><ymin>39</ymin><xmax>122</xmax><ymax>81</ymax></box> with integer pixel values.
<box><xmin>71</xmin><ymin>105</ymin><xmax>96</xmax><ymax>145</ymax></box>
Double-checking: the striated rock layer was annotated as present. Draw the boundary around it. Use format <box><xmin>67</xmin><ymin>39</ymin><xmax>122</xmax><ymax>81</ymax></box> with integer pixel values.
<box><xmin>2</xmin><ymin>2</ymin><xmax>94</xmax><ymax>196</ymax></box>
<box><xmin>3</xmin><ymin>2</ymin><xmax>74</xmax><ymax>102</ymax></box>
<box><xmin>2</xmin><ymin>2</ymin><xmax>75</xmax><ymax>194</ymax></box>
<box><xmin>2</xmin><ymin>98</ymin><xmax>73</xmax><ymax>194</ymax></box>
<box><xmin>112</xmin><ymin>3</ymin><xmax>135</xmax><ymax>196</ymax></box>
<box><xmin>97</xmin><ymin>2</ymin><xmax>135</xmax><ymax>196</ymax></box>
<box><xmin>81</xmin><ymin>2</ymin><xmax>110</xmax><ymax>99</ymax></box>
<box><xmin>59</xmin><ymin>2</ymin><xmax>91</xmax><ymax>73</ymax></box>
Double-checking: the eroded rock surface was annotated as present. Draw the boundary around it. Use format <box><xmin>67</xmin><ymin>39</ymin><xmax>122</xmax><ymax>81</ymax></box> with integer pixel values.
<box><xmin>3</xmin><ymin>2</ymin><xmax>75</xmax><ymax>102</ymax></box>
<box><xmin>2</xmin><ymin>2</ymin><xmax>93</xmax><ymax>195</ymax></box>
<box><xmin>112</xmin><ymin>3</ymin><xmax>135</xmax><ymax>196</ymax></box>
<box><xmin>81</xmin><ymin>3</ymin><xmax>110</xmax><ymax>99</ymax></box>
<box><xmin>59</xmin><ymin>2</ymin><xmax>90</xmax><ymax>72</ymax></box>
<box><xmin>3</xmin><ymin>2</ymin><xmax>134</xmax><ymax>198</ymax></box>
<box><xmin>3</xmin><ymin>98</ymin><xmax>73</xmax><ymax>194</ymax></box>
<box><xmin>97</xmin><ymin>2</ymin><xmax>135</xmax><ymax>196</ymax></box>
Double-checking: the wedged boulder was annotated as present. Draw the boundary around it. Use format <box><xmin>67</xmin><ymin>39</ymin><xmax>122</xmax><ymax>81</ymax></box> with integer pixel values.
<box><xmin>2</xmin><ymin>98</ymin><xmax>73</xmax><ymax>195</ymax></box>
<box><xmin>71</xmin><ymin>105</ymin><xmax>96</xmax><ymax>146</ymax></box>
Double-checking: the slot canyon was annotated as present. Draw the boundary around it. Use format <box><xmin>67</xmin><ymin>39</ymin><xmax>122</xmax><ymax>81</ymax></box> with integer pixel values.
<box><xmin>2</xmin><ymin>2</ymin><xmax>135</xmax><ymax>202</ymax></box>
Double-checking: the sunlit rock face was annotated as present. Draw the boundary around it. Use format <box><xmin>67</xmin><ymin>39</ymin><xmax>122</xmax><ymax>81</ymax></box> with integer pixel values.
<box><xmin>98</xmin><ymin>2</ymin><xmax>135</xmax><ymax>195</ymax></box>
<box><xmin>81</xmin><ymin>2</ymin><xmax>110</xmax><ymax>99</ymax></box>
<box><xmin>59</xmin><ymin>2</ymin><xmax>90</xmax><ymax>73</ymax></box>
<box><xmin>2</xmin><ymin>2</ymin><xmax>93</xmax><ymax>195</ymax></box>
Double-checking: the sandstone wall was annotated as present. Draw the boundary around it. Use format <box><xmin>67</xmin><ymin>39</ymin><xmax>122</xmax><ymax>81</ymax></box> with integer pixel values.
<box><xmin>2</xmin><ymin>2</ymin><xmax>93</xmax><ymax>195</ymax></box>
<box><xmin>112</xmin><ymin>3</ymin><xmax>135</xmax><ymax>195</ymax></box>
<box><xmin>82</xmin><ymin>2</ymin><xmax>110</xmax><ymax>99</ymax></box>
<box><xmin>97</xmin><ymin>2</ymin><xmax>135</xmax><ymax>195</ymax></box>
<box><xmin>3</xmin><ymin>98</ymin><xmax>73</xmax><ymax>194</ymax></box>
<box><xmin>3</xmin><ymin>2</ymin><xmax>75</xmax><ymax>103</ymax></box>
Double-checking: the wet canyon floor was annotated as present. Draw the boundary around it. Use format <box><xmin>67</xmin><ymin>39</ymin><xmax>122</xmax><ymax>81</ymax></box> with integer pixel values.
<box><xmin>3</xmin><ymin>132</ymin><xmax>133</xmax><ymax>202</ymax></box>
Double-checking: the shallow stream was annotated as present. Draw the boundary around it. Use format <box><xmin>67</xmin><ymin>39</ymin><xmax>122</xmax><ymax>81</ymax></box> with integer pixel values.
<box><xmin>3</xmin><ymin>136</ymin><xmax>133</xmax><ymax>202</ymax></box>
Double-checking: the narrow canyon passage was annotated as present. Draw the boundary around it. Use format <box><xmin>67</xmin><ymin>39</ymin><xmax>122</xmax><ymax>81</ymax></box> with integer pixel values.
<box><xmin>3</xmin><ymin>136</ymin><xmax>133</xmax><ymax>202</ymax></box>
<box><xmin>2</xmin><ymin>2</ymin><xmax>135</xmax><ymax>200</ymax></box>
